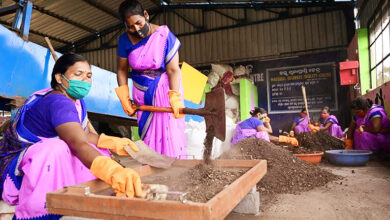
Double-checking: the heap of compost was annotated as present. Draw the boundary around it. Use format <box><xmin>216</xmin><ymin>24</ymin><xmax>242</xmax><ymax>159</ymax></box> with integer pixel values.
<box><xmin>141</xmin><ymin>164</ymin><xmax>248</xmax><ymax>203</ymax></box>
<box><xmin>220</xmin><ymin>138</ymin><xmax>339</xmax><ymax>208</ymax></box>
<box><xmin>296</xmin><ymin>131</ymin><xmax>345</xmax><ymax>151</ymax></box>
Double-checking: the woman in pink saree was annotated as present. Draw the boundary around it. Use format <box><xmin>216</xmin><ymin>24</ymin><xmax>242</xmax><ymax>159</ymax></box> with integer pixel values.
<box><xmin>319</xmin><ymin>106</ymin><xmax>344</xmax><ymax>138</ymax></box>
<box><xmin>115</xmin><ymin>0</ymin><xmax>186</xmax><ymax>158</ymax></box>
<box><xmin>290</xmin><ymin>108</ymin><xmax>311</xmax><ymax>135</ymax></box>
<box><xmin>345</xmin><ymin>97</ymin><xmax>390</xmax><ymax>152</ymax></box>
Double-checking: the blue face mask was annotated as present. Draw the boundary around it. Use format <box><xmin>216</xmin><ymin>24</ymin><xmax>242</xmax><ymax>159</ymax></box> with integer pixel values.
<box><xmin>61</xmin><ymin>75</ymin><xmax>91</xmax><ymax>99</ymax></box>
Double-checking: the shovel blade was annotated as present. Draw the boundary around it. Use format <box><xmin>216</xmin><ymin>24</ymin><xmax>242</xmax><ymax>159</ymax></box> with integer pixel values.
<box><xmin>204</xmin><ymin>87</ymin><xmax>226</xmax><ymax>141</ymax></box>
<box><xmin>124</xmin><ymin>140</ymin><xmax>175</xmax><ymax>169</ymax></box>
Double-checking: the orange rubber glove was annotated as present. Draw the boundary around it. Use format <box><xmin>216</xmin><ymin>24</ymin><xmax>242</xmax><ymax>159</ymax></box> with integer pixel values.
<box><xmin>90</xmin><ymin>156</ymin><xmax>142</xmax><ymax>198</ymax></box>
<box><xmin>308</xmin><ymin>124</ymin><xmax>320</xmax><ymax>133</ymax></box>
<box><xmin>345</xmin><ymin>139</ymin><xmax>353</xmax><ymax>150</ymax></box>
<box><xmin>262</xmin><ymin>117</ymin><xmax>271</xmax><ymax>123</ymax></box>
<box><xmin>97</xmin><ymin>133</ymin><xmax>139</xmax><ymax>156</ymax></box>
<box><xmin>115</xmin><ymin>85</ymin><xmax>136</xmax><ymax>116</ymax></box>
<box><xmin>279</xmin><ymin>135</ymin><xmax>299</xmax><ymax>147</ymax></box>
<box><xmin>168</xmin><ymin>90</ymin><xmax>185</xmax><ymax>119</ymax></box>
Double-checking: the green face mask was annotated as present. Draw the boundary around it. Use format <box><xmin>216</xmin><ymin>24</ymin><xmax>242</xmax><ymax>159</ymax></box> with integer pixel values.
<box><xmin>61</xmin><ymin>75</ymin><xmax>91</xmax><ymax>99</ymax></box>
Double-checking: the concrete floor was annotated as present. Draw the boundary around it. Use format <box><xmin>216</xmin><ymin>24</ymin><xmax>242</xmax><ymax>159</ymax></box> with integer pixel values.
<box><xmin>1</xmin><ymin>161</ymin><xmax>389</xmax><ymax>219</ymax></box>
<box><xmin>228</xmin><ymin>161</ymin><xmax>390</xmax><ymax>220</ymax></box>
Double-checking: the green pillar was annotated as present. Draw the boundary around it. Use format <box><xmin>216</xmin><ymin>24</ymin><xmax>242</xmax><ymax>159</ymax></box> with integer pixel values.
<box><xmin>240</xmin><ymin>78</ymin><xmax>258</xmax><ymax>121</ymax></box>
<box><xmin>357</xmin><ymin>28</ymin><xmax>371</xmax><ymax>95</ymax></box>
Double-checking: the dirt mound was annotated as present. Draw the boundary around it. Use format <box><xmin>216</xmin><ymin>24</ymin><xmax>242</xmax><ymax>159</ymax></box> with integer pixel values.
<box><xmin>220</xmin><ymin>138</ymin><xmax>339</xmax><ymax>209</ymax></box>
<box><xmin>296</xmin><ymin>131</ymin><xmax>345</xmax><ymax>151</ymax></box>
<box><xmin>141</xmin><ymin>164</ymin><xmax>247</xmax><ymax>203</ymax></box>
<box><xmin>185</xmin><ymin>164</ymin><xmax>247</xmax><ymax>202</ymax></box>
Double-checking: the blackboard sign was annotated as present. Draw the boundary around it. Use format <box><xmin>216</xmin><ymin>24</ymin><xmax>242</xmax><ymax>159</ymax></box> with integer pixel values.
<box><xmin>266</xmin><ymin>62</ymin><xmax>338</xmax><ymax>114</ymax></box>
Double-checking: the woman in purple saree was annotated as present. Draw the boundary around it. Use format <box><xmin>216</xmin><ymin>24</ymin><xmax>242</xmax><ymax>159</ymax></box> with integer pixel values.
<box><xmin>319</xmin><ymin>106</ymin><xmax>344</xmax><ymax>138</ymax></box>
<box><xmin>231</xmin><ymin>108</ymin><xmax>299</xmax><ymax>146</ymax></box>
<box><xmin>345</xmin><ymin>97</ymin><xmax>390</xmax><ymax>152</ymax></box>
<box><xmin>290</xmin><ymin>108</ymin><xmax>311</xmax><ymax>134</ymax></box>
<box><xmin>115</xmin><ymin>0</ymin><xmax>186</xmax><ymax>158</ymax></box>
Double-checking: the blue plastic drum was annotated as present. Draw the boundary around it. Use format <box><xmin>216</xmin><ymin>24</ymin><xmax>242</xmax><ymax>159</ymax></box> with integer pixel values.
<box><xmin>325</xmin><ymin>150</ymin><xmax>372</xmax><ymax>166</ymax></box>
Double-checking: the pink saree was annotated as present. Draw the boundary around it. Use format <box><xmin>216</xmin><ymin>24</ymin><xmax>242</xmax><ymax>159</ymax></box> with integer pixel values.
<box><xmin>128</xmin><ymin>25</ymin><xmax>186</xmax><ymax>158</ymax></box>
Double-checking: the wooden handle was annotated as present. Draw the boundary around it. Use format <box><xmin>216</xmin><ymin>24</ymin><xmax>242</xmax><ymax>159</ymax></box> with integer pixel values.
<box><xmin>44</xmin><ymin>37</ymin><xmax>59</xmax><ymax>61</ymax></box>
<box><xmin>138</xmin><ymin>105</ymin><xmax>174</xmax><ymax>113</ymax></box>
<box><xmin>301</xmin><ymin>85</ymin><xmax>310</xmax><ymax>121</ymax></box>
<box><xmin>136</xmin><ymin>105</ymin><xmax>210</xmax><ymax>116</ymax></box>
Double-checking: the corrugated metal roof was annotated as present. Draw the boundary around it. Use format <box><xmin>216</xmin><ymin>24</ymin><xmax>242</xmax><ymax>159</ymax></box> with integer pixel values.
<box><xmin>0</xmin><ymin>0</ymin><xmax>160</xmax><ymax>48</ymax></box>
<box><xmin>0</xmin><ymin>0</ymin><xmax>353</xmax><ymax>62</ymax></box>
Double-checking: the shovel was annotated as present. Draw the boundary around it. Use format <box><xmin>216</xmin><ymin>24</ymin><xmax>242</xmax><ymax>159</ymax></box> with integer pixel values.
<box><xmin>122</xmin><ymin>88</ymin><xmax>225</xmax><ymax>169</ymax></box>
<box><xmin>132</xmin><ymin>87</ymin><xmax>226</xmax><ymax>141</ymax></box>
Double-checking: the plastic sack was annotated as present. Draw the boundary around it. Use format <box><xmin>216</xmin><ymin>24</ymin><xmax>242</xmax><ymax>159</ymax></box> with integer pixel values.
<box><xmin>207</xmin><ymin>71</ymin><xmax>220</xmax><ymax>89</ymax></box>
<box><xmin>225</xmin><ymin>95</ymin><xmax>239</xmax><ymax>110</ymax></box>
<box><xmin>185</xmin><ymin>120</ymin><xmax>206</xmax><ymax>159</ymax></box>
<box><xmin>211</xmin><ymin>64</ymin><xmax>233</xmax><ymax>78</ymax></box>
<box><xmin>211</xmin><ymin>116</ymin><xmax>237</xmax><ymax>159</ymax></box>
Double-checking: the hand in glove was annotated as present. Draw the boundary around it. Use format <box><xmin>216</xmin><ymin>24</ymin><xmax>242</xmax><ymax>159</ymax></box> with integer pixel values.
<box><xmin>168</xmin><ymin>90</ymin><xmax>185</xmax><ymax>119</ymax></box>
<box><xmin>262</xmin><ymin>117</ymin><xmax>271</xmax><ymax>123</ymax></box>
<box><xmin>308</xmin><ymin>124</ymin><xmax>320</xmax><ymax>133</ymax></box>
<box><xmin>279</xmin><ymin>135</ymin><xmax>299</xmax><ymax>147</ymax></box>
<box><xmin>90</xmin><ymin>156</ymin><xmax>142</xmax><ymax>198</ymax></box>
<box><xmin>97</xmin><ymin>133</ymin><xmax>139</xmax><ymax>156</ymax></box>
<box><xmin>115</xmin><ymin>85</ymin><xmax>137</xmax><ymax>116</ymax></box>
<box><xmin>345</xmin><ymin>139</ymin><xmax>353</xmax><ymax>150</ymax></box>
<box><xmin>357</xmin><ymin>125</ymin><xmax>365</xmax><ymax>135</ymax></box>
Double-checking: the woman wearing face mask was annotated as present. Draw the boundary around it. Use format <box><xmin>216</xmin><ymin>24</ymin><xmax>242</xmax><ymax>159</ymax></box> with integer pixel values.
<box><xmin>231</xmin><ymin>108</ymin><xmax>298</xmax><ymax>146</ymax></box>
<box><xmin>316</xmin><ymin>106</ymin><xmax>344</xmax><ymax>138</ymax></box>
<box><xmin>345</xmin><ymin>97</ymin><xmax>390</xmax><ymax>151</ymax></box>
<box><xmin>290</xmin><ymin>108</ymin><xmax>311</xmax><ymax>135</ymax></box>
<box><xmin>0</xmin><ymin>54</ymin><xmax>142</xmax><ymax>220</ymax></box>
<box><xmin>115</xmin><ymin>0</ymin><xmax>186</xmax><ymax>158</ymax></box>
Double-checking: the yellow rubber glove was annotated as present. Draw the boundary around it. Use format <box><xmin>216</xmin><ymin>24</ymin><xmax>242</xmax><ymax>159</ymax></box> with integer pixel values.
<box><xmin>279</xmin><ymin>135</ymin><xmax>299</xmax><ymax>147</ymax></box>
<box><xmin>345</xmin><ymin>139</ymin><xmax>353</xmax><ymax>150</ymax></box>
<box><xmin>262</xmin><ymin>117</ymin><xmax>271</xmax><ymax>123</ymax></box>
<box><xmin>168</xmin><ymin>90</ymin><xmax>185</xmax><ymax>119</ymax></box>
<box><xmin>90</xmin><ymin>156</ymin><xmax>142</xmax><ymax>198</ymax></box>
<box><xmin>115</xmin><ymin>85</ymin><xmax>137</xmax><ymax>116</ymax></box>
<box><xmin>97</xmin><ymin>133</ymin><xmax>139</xmax><ymax>156</ymax></box>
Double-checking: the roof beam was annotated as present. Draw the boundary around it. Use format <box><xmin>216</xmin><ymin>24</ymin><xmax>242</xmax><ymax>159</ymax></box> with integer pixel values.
<box><xmin>171</xmin><ymin>10</ymin><xmax>201</xmax><ymax>30</ymax></box>
<box><xmin>32</xmin><ymin>5</ymin><xmax>97</xmax><ymax>33</ymax></box>
<box><xmin>81</xmin><ymin>0</ymin><xmax>120</xmax><ymax>19</ymax></box>
<box><xmin>212</xmin><ymin>9</ymin><xmax>240</xmax><ymax>23</ymax></box>
<box><xmin>58</xmin><ymin>8</ymin><xmax>164</xmax><ymax>52</ymax></box>
<box><xmin>0</xmin><ymin>19</ymin><xmax>71</xmax><ymax>44</ymax></box>
<box><xmin>162</xmin><ymin>1</ymin><xmax>354</xmax><ymax>9</ymax></box>
<box><xmin>57</xmin><ymin>22</ymin><xmax>123</xmax><ymax>52</ymax></box>
<box><xmin>75</xmin><ymin>7</ymin><xmax>348</xmax><ymax>54</ymax></box>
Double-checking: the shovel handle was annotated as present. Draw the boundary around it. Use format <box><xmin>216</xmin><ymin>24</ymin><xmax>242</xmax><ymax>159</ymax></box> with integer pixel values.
<box><xmin>135</xmin><ymin>105</ymin><xmax>211</xmax><ymax>116</ymax></box>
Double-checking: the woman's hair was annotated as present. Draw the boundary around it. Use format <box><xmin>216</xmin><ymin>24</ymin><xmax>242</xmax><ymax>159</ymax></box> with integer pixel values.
<box><xmin>51</xmin><ymin>53</ymin><xmax>89</xmax><ymax>90</ymax></box>
<box><xmin>250</xmin><ymin>107</ymin><xmax>267</xmax><ymax>117</ymax></box>
<box><xmin>118</xmin><ymin>0</ymin><xmax>145</xmax><ymax>22</ymax></box>
<box><xmin>300</xmin><ymin>108</ymin><xmax>306</xmax><ymax>113</ymax></box>
<box><xmin>351</xmin><ymin>97</ymin><xmax>372</xmax><ymax>111</ymax></box>
<box><xmin>322</xmin><ymin>106</ymin><xmax>330</xmax><ymax>114</ymax></box>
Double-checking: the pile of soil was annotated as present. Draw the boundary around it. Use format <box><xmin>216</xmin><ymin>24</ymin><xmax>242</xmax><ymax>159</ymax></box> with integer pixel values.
<box><xmin>184</xmin><ymin>164</ymin><xmax>247</xmax><ymax>202</ymax></box>
<box><xmin>219</xmin><ymin>138</ymin><xmax>339</xmax><ymax>208</ymax></box>
<box><xmin>296</xmin><ymin>131</ymin><xmax>345</xmax><ymax>151</ymax></box>
<box><xmin>288</xmin><ymin>146</ymin><xmax>317</xmax><ymax>154</ymax></box>
<box><xmin>141</xmin><ymin>164</ymin><xmax>247</xmax><ymax>203</ymax></box>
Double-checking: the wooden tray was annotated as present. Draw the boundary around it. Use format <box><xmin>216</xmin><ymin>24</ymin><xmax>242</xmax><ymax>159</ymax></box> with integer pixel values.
<box><xmin>46</xmin><ymin>159</ymin><xmax>267</xmax><ymax>220</ymax></box>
